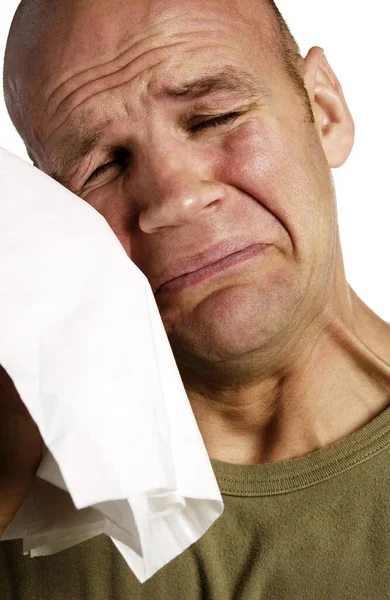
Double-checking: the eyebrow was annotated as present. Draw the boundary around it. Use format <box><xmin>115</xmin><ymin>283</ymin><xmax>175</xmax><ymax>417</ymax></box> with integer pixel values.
<box><xmin>50</xmin><ymin>66</ymin><xmax>269</xmax><ymax>185</ymax></box>
<box><xmin>158</xmin><ymin>66</ymin><xmax>269</xmax><ymax>100</ymax></box>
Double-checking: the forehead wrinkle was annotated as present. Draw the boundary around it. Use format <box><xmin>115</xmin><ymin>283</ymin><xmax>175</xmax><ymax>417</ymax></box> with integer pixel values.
<box><xmin>45</xmin><ymin>28</ymin><xmax>229</xmax><ymax>124</ymax></box>
<box><xmin>44</xmin><ymin>30</ymin><xmax>169</xmax><ymax>116</ymax></box>
<box><xmin>43</xmin><ymin>50</ymin><xmax>169</xmax><ymax>150</ymax></box>
<box><xmin>46</xmin><ymin>46</ymin><xmax>182</xmax><ymax>131</ymax></box>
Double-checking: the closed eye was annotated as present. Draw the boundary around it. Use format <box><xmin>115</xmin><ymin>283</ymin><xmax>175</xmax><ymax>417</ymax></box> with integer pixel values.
<box><xmin>87</xmin><ymin>160</ymin><xmax>120</xmax><ymax>181</ymax></box>
<box><xmin>190</xmin><ymin>111</ymin><xmax>241</xmax><ymax>133</ymax></box>
<box><xmin>86</xmin><ymin>149</ymin><xmax>130</xmax><ymax>183</ymax></box>
<box><xmin>85</xmin><ymin>113</ymin><xmax>240</xmax><ymax>184</ymax></box>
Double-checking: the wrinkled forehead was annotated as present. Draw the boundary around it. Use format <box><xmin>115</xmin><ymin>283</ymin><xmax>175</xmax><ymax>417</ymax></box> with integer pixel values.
<box><xmin>31</xmin><ymin>0</ymin><xmax>273</xmax><ymax>98</ymax></box>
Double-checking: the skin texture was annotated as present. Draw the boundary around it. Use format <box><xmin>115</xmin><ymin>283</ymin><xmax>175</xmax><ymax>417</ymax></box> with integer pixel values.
<box><xmin>2</xmin><ymin>0</ymin><xmax>390</xmax><ymax>530</ymax></box>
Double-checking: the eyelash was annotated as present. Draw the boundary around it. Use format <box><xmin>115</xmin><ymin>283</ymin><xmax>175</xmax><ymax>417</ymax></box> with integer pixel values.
<box><xmin>87</xmin><ymin>156</ymin><xmax>126</xmax><ymax>182</ymax></box>
<box><xmin>86</xmin><ymin>112</ymin><xmax>241</xmax><ymax>183</ymax></box>
<box><xmin>189</xmin><ymin>111</ymin><xmax>241</xmax><ymax>133</ymax></box>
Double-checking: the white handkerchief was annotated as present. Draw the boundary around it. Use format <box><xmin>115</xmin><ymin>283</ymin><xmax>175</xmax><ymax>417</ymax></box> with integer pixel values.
<box><xmin>0</xmin><ymin>148</ymin><xmax>224</xmax><ymax>584</ymax></box>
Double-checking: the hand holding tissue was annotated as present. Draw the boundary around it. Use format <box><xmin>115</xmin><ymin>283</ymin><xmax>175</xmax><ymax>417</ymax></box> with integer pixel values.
<box><xmin>0</xmin><ymin>148</ymin><xmax>224</xmax><ymax>584</ymax></box>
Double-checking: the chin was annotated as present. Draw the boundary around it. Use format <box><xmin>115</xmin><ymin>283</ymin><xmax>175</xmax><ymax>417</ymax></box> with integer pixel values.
<box><xmin>166</xmin><ymin>283</ymin><xmax>296</xmax><ymax>363</ymax></box>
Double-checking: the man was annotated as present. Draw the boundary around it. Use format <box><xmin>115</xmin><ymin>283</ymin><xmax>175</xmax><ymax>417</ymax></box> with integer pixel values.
<box><xmin>1</xmin><ymin>0</ymin><xmax>390</xmax><ymax>597</ymax></box>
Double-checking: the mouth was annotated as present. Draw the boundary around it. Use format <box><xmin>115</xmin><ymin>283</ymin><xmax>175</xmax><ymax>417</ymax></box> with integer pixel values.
<box><xmin>157</xmin><ymin>243</ymin><xmax>270</xmax><ymax>295</ymax></box>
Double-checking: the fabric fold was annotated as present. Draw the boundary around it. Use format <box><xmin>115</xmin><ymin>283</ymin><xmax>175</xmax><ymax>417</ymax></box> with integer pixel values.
<box><xmin>0</xmin><ymin>147</ymin><xmax>224</xmax><ymax>584</ymax></box>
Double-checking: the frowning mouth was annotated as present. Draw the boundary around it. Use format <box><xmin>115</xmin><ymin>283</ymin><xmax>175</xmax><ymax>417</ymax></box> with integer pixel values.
<box><xmin>157</xmin><ymin>243</ymin><xmax>269</xmax><ymax>294</ymax></box>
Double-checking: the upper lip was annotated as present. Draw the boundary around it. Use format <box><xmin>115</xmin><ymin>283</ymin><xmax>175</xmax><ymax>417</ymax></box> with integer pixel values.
<box><xmin>153</xmin><ymin>237</ymin><xmax>267</xmax><ymax>294</ymax></box>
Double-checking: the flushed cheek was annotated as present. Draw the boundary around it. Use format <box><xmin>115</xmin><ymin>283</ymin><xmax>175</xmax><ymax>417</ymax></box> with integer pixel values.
<box><xmin>218</xmin><ymin>118</ymin><xmax>306</xmax><ymax>205</ymax></box>
<box><xmin>216</xmin><ymin>118</ymin><xmax>328</xmax><ymax>253</ymax></box>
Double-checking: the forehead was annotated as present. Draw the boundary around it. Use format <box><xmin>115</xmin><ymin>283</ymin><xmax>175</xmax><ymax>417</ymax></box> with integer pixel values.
<box><xmin>39</xmin><ymin>0</ymin><xmax>264</xmax><ymax>73</ymax></box>
<box><xmin>37</xmin><ymin>0</ymin><xmax>274</xmax><ymax>105</ymax></box>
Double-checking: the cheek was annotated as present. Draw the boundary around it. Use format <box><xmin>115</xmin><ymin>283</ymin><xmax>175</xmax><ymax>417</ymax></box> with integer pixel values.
<box><xmin>216</xmin><ymin>119</ymin><xmax>303</xmax><ymax>201</ymax></box>
<box><xmin>215</xmin><ymin>118</ymin><xmax>331</xmax><ymax>225</ymax></box>
<box><xmin>213</xmin><ymin>117</ymin><xmax>335</xmax><ymax>263</ymax></box>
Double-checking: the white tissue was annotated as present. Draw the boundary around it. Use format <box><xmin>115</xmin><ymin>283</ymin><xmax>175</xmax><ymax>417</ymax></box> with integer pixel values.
<box><xmin>0</xmin><ymin>148</ymin><xmax>224</xmax><ymax>583</ymax></box>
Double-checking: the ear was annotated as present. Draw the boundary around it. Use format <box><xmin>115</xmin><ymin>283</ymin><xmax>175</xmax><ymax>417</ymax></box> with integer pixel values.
<box><xmin>303</xmin><ymin>46</ymin><xmax>355</xmax><ymax>168</ymax></box>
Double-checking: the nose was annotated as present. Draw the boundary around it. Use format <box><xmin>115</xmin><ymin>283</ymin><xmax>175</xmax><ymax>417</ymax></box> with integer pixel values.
<box><xmin>136</xmin><ymin>143</ymin><xmax>225</xmax><ymax>234</ymax></box>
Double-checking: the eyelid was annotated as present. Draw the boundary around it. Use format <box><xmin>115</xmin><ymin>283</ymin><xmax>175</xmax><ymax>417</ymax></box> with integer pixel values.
<box><xmin>189</xmin><ymin>111</ymin><xmax>242</xmax><ymax>133</ymax></box>
<box><xmin>86</xmin><ymin>151</ymin><xmax>129</xmax><ymax>183</ymax></box>
<box><xmin>85</xmin><ymin>160</ymin><xmax>115</xmax><ymax>183</ymax></box>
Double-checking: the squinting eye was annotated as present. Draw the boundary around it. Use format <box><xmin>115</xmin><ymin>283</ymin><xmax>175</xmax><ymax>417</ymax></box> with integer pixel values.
<box><xmin>86</xmin><ymin>150</ymin><xmax>130</xmax><ymax>183</ymax></box>
<box><xmin>87</xmin><ymin>161</ymin><xmax>115</xmax><ymax>182</ymax></box>
<box><xmin>86</xmin><ymin>159</ymin><xmax>122</xmax><ymax>183</ymax></box>
<box><xmin>190</xmin><ymin>111</ymin><xmax>241</xmax><ymax>133</ymax></box>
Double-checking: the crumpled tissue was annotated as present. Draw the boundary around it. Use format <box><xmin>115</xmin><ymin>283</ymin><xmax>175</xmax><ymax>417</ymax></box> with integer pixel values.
<box><xmin>0</xmin><ymin>147</ymin><xmax>224</xmax><ymax>583</ymax></box>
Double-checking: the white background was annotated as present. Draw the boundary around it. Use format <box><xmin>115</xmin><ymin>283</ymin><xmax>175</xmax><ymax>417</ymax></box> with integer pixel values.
<box><xmin>1</xmin><ymin>1</ymin><xmax>389</xmax><ymax>319</ymax></box>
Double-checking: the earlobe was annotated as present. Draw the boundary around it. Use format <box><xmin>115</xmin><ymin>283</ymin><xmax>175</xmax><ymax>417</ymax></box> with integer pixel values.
<box><xmin>304</xmin><ymin>46</ymin><xmax>355</xmax><ymax>168</ymax></box>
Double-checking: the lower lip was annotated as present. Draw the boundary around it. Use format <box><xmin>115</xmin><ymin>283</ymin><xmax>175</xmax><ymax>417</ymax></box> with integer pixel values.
<box><xmin>158</xmin><ymin>243</ymin><xmax>270</xmax><ymax>294</ymax></box>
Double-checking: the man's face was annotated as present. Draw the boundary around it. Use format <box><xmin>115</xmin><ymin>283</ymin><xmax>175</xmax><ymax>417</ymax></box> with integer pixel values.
<box><xmin>30</xmin><ymin>0</ymin><xmax>337</xmax><ymax>371</ymax></box>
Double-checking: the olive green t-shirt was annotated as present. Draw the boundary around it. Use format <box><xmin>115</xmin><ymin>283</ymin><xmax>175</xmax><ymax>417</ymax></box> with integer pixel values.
<box><xmin>2</xmin><ymin>404</ymin><xmax>390</xmax><ymax>599</ymax></box>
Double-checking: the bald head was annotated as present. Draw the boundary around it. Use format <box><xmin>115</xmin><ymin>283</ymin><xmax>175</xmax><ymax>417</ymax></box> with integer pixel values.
<box><xmin>3</xmin><ymin>0</ymin><xmax>311</xmax><ymax>163</ymax></box>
